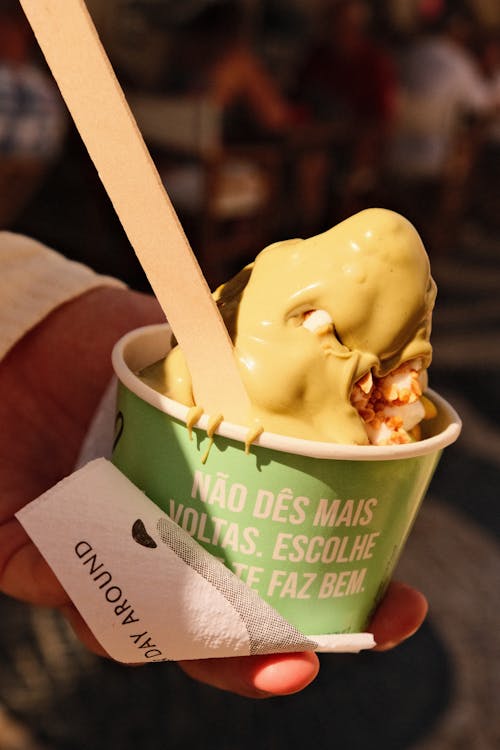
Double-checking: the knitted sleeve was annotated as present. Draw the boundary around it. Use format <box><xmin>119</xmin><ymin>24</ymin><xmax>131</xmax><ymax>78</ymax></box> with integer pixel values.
<box><xmin>0</xmin><ymin>231</ymin><xmax>125</xmax><ymax>362</ymax></box>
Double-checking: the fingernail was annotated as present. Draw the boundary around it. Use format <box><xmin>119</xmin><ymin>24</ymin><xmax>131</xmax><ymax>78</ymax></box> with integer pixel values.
<box><xmin>252</xmin><ymin>653</ymin><xmax>319</xmax><ymax>696</ymax></box>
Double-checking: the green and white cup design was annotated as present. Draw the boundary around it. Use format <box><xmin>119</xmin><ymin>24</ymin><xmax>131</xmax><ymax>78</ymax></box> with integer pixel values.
<box><xmin>112</xmin><ymin>324</ymin><xmax>461</xmax><ymax>635</ymax></box>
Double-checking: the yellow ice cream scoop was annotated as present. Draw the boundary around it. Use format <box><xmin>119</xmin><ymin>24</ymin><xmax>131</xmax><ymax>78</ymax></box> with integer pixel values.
<box><xmin>140</xmin><ymin>208</ymin><xmax>436</xmax><ymax>445</ymax></box>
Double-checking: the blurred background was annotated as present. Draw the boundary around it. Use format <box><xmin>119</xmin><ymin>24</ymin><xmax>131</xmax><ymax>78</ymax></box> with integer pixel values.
<box><xmin>1</xmin><ymin>0</ymin><xmax>499</xmax><ymax>748</ymax></box>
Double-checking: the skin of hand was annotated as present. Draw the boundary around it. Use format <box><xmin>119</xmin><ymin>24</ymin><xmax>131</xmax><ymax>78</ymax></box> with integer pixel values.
<box><xmin>0</xmin><ymin>286</ymin><xmax>428</xmax><ymax>698</ymax></box>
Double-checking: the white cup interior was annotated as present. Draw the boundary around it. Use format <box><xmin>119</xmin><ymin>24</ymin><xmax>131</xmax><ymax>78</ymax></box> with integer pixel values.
<box><xmin>112</xmin><ymin>324</ymin><xmax>462</xmax><ymax>462</ymax></box>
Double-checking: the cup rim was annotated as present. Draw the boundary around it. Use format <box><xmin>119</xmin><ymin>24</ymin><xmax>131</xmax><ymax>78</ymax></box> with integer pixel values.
<box><xmin>112</xmin><ymin>324</ymin><xmax>462</xmax><ymax>462</ymax></box>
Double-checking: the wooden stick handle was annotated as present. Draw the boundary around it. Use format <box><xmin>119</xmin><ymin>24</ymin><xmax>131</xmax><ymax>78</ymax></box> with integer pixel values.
<box><xmin>20</xmin><ymin>0</ymin><xmax>250</xmax><ymax>422</ymax></box>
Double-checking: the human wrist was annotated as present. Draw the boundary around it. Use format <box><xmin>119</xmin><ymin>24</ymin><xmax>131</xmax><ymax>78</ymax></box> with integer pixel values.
<box><xmin>0</xmin><ymin>286</ymin><xmax>164</xmax><ymax>488</ymax></box>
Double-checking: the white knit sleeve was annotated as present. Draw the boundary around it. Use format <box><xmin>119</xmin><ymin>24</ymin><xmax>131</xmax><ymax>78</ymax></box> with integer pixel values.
<box><xmin>0</xmin><ymin>231</ymin><xmax>125</xmax><ymax>362</ymax></box>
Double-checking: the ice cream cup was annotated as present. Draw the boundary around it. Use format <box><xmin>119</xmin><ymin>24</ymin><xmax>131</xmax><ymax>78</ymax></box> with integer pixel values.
<box><xmin>111</xmin><ymin>324</ymin><xmax>461</xmax><ymax>636</ymax></box>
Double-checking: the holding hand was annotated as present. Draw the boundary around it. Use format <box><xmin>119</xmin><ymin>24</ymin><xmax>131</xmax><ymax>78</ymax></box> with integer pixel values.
<box><xmin>0</xmin><ymin>287</ymin><xmax>428</xmax><ymax>698</ymax></box>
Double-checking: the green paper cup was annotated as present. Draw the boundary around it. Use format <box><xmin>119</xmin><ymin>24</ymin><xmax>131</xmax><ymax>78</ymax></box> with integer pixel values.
<box><xmin>112</xmin><ymin>324</ymin><xmax>461</xmax><ymax>635</ymax></box>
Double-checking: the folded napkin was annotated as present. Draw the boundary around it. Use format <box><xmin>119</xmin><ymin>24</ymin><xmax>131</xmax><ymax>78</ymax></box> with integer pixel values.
<box><xmin>17</xmin><ymin>459</ymin><xmax>375</xmax><ymax>662</ymax></box>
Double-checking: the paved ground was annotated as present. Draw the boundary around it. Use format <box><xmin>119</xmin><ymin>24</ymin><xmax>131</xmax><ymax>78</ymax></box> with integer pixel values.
<box><xmin>1</xmin><ymin>140</ymin><xmax>499</xmax><ymax>749</ymax></box>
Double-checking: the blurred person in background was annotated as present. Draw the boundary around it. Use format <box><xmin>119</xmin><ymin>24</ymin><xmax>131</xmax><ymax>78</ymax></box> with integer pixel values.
<box><xmin>163</xmin><ymin>1</ymin><xmax>297</xmax><ymax>143</ymax></box>
<box><xmin>293</xmin><ymin>0</ymin><xmax>398</xmax><ymax>229</ymax></box>
<box><xmin>154</xmin><ymin>0</ymin><xmax>300</xmax><ymax>279</ymax></box>
<box><xmin>0</xmin><ymin>0</ymin><xmax>66</xmax><ymax>227</ymax></box>
<box><xmin>384</xmin><ymin>4</ymin><xmax>499</xmax><ymax>244</ymax></box>
<box><xmin>470</xmin><ymin>30</ymin><xmax>500</xmax><ymax>229</ymax></box>
<box><xmin>387</xmin><ymin>5</ymin><xmax>497</xmax><ymax>181</ymax></box>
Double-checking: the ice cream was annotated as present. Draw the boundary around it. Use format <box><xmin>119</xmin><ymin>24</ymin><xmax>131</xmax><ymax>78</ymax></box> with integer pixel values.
<box><xmin>114</xmin><ymin>207</ymin><xmax>459</xmax><ymax>638</ymax></box>
<box><xmin>140</xmin><ymin>208</ymin><xmax>437</xmax><ymax>445</ymax></box>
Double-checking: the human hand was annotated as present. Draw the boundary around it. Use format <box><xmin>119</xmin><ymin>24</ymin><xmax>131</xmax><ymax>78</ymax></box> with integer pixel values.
<box><xmin>0</xmin><ymin>286</ymin><xmax>428</xmax><ymax>698</ymax></box>
<box><xmin>179</xmin><ymin>580</ymin><xmax>427</xmax><ymax>697</ymax></box>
